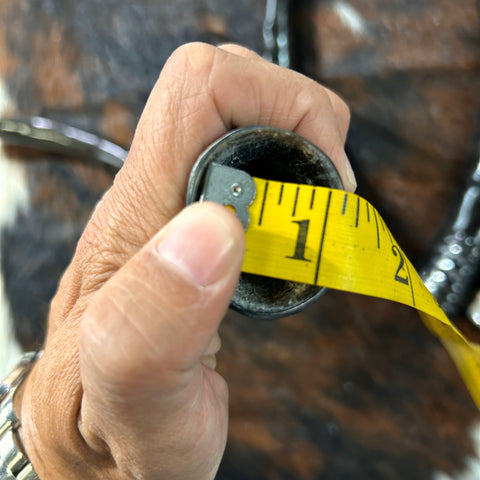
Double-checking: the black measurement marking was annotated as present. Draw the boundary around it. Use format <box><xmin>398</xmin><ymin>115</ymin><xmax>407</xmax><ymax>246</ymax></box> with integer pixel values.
<box><xmin>292</xmin><ymin>186</ymin><xmax>300</xmax><ymax>216</ymax></box>
<box><xmin>392</xmin><ymin>245</ymin><xmax>409</xmax><ymax>286</ymax></box>
<box><xmin>314</xmin><ymin>191</ymin><xmax>332</xmax><ymax>285</ymax></box>
<box><xmin>366</xmin><ymin>202</ymin><xmax>370</xmax><ymax>222</ymax></box>
<box><xmin>355</xmin><ymin>197</ymin><xmax>360</xmax><ymax>228</ymax></box>
<box><xmin>404</xmin><ymin>255</ymin><xmax>416</xmax><ymax>307</ymax></box>
<box><xmin>258</xmin><ymin>181</ymin><xmax>269</xmax><ymax>226</ymax></box>
<box><xmin>287</xmin><ymin>220</ymin><xmax>311</xmax><ymax>262</ymax></box>
<box><xmin>278</xmin><ymin>184</ymin><xmax>284</xmax><ymax>205</ymax></box>
<box><xmin>342</xmin><ymin>193</ymin><xmax>348</xmax><ymax>215</ymax></box>
<box><xmin>382</xmin><ymin>218</ymin><xmax>393</xmax><ymax>244</ymax></box>
<box><xmin>373</xmin><ymin>209</ymin><xmax>380</xmax><ymax>248</ymax></box>
<box><xmin>310</xmin><ymin>189</ymin><xmax>316</xmax><ymax>210</ymax></box>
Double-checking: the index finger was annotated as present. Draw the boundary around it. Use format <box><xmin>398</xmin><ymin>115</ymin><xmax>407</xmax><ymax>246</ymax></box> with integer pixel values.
<box><xmin>218</xmin><ymin>43</ymin><xmax>351</xmax><ymax>144</ymax></box>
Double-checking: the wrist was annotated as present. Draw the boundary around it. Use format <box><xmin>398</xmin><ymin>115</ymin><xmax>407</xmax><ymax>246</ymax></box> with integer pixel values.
<box><xmin>16</xmin><ymin>351</ymin><xmax>106</xmax><ymax>480</ymax></box>
<box><xmin>0</xmin><ymin>351</ymin><xmax>41</xmax><ymax>480</ymax></box>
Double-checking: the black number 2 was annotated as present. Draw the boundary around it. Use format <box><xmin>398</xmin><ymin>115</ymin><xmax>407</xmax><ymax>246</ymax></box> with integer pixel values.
<box><xmin>392</xmin><ymin>245</ymin><xmax>409</xmax><ymax>285</ymax></box>
<box><xmin>287</xmin><ymin>220</ymin><xmax>311</xmax><ymax>262</ymax></box>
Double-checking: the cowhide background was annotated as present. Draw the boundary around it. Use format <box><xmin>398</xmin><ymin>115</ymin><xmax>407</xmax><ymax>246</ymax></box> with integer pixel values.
<box><xmin>1</xmin><ymin>1</ymin><xmax>480</xmax><ymax>479</ymax></box>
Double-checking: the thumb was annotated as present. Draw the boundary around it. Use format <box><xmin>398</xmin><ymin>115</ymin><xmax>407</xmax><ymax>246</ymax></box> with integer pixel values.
<box><xmin>78</xmin><ymin>202</ymin><xmax>244</xmax><ymax>474</ymax></box>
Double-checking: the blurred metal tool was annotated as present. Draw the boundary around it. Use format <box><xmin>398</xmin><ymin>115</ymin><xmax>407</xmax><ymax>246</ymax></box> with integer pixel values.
<box><xmin>263</xmin><ymin>0</ymin><xmax>290</xmax><ymax>68</ymax></box>
<box><xmin>421</xmin><ymin>136</ymin><xmax>480</xmax><ymax>324</ymax></box>
<box><xmin>0</xmin><ymin>117</ymin><xmax>127</xmax><ymax>169</ymax></box>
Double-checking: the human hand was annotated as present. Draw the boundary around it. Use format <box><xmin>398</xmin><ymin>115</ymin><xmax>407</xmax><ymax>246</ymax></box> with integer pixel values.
<box><xmin>16</xmin><ymin>42</ymin><xmax>354</xmax><ymax>479</ymax></box>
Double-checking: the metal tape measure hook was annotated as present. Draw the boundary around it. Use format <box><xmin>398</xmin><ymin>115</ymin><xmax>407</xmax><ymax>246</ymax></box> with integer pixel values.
<box><xmin>201</xmin><ymin>163</ymin><xmax>256</xmax><ymax>230</ymax></box>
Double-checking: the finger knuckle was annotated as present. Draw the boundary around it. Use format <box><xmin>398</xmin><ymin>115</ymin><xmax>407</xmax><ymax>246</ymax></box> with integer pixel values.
<box><xmin>335</xmin><ymin>94</ymin><xmax>351</xmax><ymax>122</ymax></box>
<box><xmin>289</xmin><ymin>79</ymin><xmax>325</xmax><ymax>118</ymax></box>
<box><xmin>162</xmin><ymin>42</ymin><xmax>217</xmax><ymax>78</ymax></box>
<box><xmin>326</xmin><ymin>88</ymin><xmax>351</xmax><ymax>123</ymax></box>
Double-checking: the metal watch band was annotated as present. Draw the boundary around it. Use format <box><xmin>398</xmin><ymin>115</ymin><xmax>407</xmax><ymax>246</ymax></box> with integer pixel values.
<box><xmin>0</xmin><ymin>352</ymin><xmax>42</xmax><ymax>480</ymax></box>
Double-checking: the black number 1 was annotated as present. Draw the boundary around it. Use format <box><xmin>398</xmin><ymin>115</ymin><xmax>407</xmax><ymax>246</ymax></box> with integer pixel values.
<box><xmin>287</xmin><ymin>220</ymin><xmax>311</xmax><ymax>262</ymax></box>
<box><xmin>392</xmin><ymin>245</ymin><xmax>409</xmax><ymax>285</ymax></box>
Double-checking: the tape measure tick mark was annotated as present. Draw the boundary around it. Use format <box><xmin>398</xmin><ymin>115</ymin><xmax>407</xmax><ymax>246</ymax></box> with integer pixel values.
<box><xmin>309</xmin><ymin>189</ymin><xmax>316</xmax><ymax>210</ymax></box>
<box><xmin>373</xmin><ymin>209</ymin><xmax>380</xmax><ymax>248</ymax></box>
<box><xmin>314</xmin><ymin>190</ymin><xmax>332</xmax><ymax>285</ymax></box>
<box><xmin>404</xmin><ymin>256</ymin><xmax>416</xmax><ymax>306</ymax></box>
<box><xmin>342</xmin><ymin>193</ymin><xmax>348</xmax><ymax>215</ymax></box>
<box><xmin>292</xmin><ymin>186</ymin><xmax>300</xmax><ymax>216</ymax></box>
<box><xmin>355</xmin><ymin>197</ymin><xmax>360</xmax><ymax>228</ymax></box>
<box><xmin>258</xmin><ymin>181</ymin><xmax>269</xmax><ymax>226</ymax></box>
<box><xmin>278</xmin><ymin>184</ymin><xmax>284</xmax><ymax>205</ymax></box>
<box><xmin>384</xmin><ymin>219</ymin><xmax>393</xmax><ymax>244</ymax></box>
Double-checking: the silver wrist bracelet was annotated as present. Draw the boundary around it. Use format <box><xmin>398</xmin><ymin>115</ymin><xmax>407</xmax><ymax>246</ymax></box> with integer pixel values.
<box><xmin>0</xmin><ymin>351</ymin><xmax>42</xmax><ymax>480</ymax></box>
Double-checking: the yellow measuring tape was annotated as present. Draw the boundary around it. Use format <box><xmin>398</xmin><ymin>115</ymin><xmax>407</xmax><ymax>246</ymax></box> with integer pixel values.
<box><xmin>242</xmin><ymin>176</ymin><xmax>480</xmax><ymax>408</ymax></box>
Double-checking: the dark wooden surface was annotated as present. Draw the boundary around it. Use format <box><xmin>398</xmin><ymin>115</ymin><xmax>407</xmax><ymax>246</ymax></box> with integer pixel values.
<box><xmin>1</xmin><ymin>1</ymin><xmax>480</xmax><ymax>478</ymax></box>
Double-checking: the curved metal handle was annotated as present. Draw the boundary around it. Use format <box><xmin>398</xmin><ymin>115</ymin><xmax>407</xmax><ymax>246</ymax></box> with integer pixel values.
<box><xmin>0</xmin><ymin>117</ymin><xmax>127</xmax><ymax>169</ymax></box>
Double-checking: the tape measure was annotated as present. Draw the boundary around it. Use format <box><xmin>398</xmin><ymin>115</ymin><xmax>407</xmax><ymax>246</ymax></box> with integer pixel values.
<box><xmin>204</xmin><ymin>165</ymin><xmax>480</xmax><ymax>409</ymax></box>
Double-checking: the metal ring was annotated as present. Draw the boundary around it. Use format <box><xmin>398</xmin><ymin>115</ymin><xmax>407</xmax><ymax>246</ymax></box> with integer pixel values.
<box><xmin>187</xmin><ymin>126</ymin><xmax>343</xmax><ymax>320</ymax></box>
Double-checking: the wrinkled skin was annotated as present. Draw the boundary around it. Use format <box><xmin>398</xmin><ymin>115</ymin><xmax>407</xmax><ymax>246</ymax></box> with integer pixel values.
<box><xmin>16</xmin><ymin>43</ymin><xmax>354</xmax><ymax>480</ymax></box>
